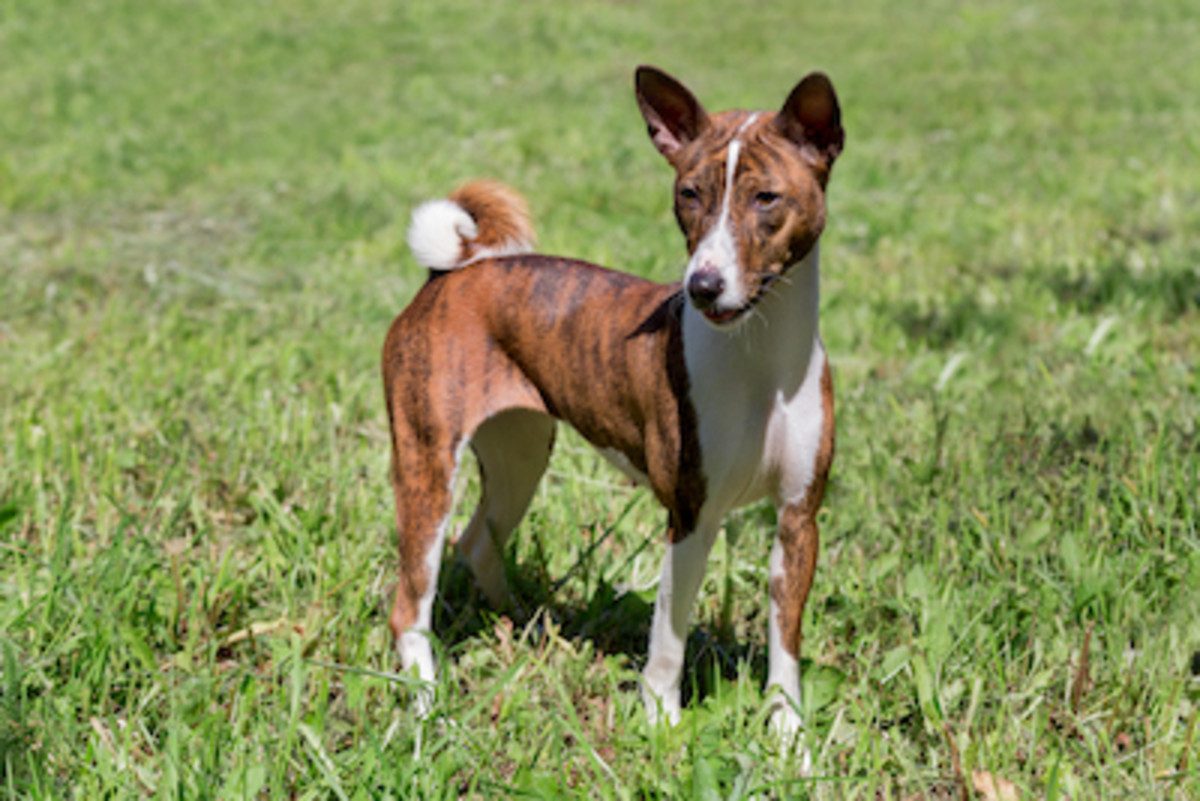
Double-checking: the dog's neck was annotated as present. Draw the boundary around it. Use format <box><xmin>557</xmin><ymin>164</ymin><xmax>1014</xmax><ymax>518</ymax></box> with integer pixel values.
<box><xmin>682</xmin><ymin>244</ymin><xmax>822</xmax><ymax>395</ymax></box>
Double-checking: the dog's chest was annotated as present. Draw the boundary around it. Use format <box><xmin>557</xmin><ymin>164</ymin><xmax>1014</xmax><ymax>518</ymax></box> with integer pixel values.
<box><xmin>681</xmin><ymin>264</ymin><xmax>827</xmax><ymax>515</ymax></box>
<box><xmin>687</xmin><ymin>337</ymin><xmax>827</xmax><ymax>515</ymax></box>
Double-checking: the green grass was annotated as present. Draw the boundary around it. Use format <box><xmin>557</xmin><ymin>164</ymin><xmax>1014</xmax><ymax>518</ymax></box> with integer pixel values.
<box><xmin>2</xmin><ymin>0</ymin><xmax>1198</xmax><ymax>796</ymax></box>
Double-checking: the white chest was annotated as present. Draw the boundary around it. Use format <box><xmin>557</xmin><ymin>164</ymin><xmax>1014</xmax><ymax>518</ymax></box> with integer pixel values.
<box><xmin>682</xmin><ymin>251</ymin><xmax>828</xmax><ymax>516</ymax></box>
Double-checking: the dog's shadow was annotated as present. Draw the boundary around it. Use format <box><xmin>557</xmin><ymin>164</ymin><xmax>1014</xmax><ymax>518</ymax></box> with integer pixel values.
<box><xmin>430</xmin><ymin>554</ymin><xmax>767</xmax><ymax>707</ymax></box>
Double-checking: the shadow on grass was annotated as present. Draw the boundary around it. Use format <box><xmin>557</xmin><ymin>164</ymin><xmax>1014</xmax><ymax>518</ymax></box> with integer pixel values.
<box><xmin>1045</xmin><ymin>257</ymin><xmax>1200</xmax><ymax>318</ymax></box>
<box><xmin>430</xmin><ymin>550</ymin><xmax>768</xmax><ymax>708</ymax></box>
<box><xmin>889</xmin><ymin>294</ymin><xmax>1015</xmax><ymax>349</ymax></box>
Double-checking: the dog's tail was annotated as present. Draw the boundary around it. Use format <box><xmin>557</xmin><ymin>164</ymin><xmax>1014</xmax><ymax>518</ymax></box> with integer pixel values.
<box><xmin>407</xmin><ymin>180</ymin><xmax>536</xmax><ymax>271</ymax></box>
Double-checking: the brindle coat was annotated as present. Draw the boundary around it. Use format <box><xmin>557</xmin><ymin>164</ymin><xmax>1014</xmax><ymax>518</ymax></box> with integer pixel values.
<box><xmin>382</xmin><ymin>66</ymin><xmax>842</xmax><ymax>743</ymax></box>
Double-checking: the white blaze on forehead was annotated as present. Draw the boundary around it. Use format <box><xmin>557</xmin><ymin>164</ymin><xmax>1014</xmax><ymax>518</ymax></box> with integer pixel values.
<box><xmin>719</xmin><ymin>113</ymin><xmax>760</xmax><ymax>228</ymax></box>
<box><xmin>686</xmin><ymin>113</ymin><xmax>761</xmax><ymax>309</ymax></box>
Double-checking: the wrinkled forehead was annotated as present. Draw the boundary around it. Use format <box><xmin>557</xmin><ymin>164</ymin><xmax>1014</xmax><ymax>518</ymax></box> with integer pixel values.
<box><xmin>672</xmin><ymin>109</ymin><xmax>784</xmax><ymax>176</ymax></box>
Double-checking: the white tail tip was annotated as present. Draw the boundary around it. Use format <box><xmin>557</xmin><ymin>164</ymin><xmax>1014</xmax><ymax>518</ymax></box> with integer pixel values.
<box><xmin>407</xmin><ymin>199</ymin><xmax>478</xmax><ymax>271</ymax></box>
<box><xmin>406</xmin><ymin>181</ymin><xmax>536</xmax><ymax>271</ymax></box>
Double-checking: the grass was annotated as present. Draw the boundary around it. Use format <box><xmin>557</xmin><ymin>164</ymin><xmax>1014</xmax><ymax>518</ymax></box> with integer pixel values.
<box><xmin>1</xmin><ymin>0</ymin><xmax>1198</xmax><ymax>796</ymax></box>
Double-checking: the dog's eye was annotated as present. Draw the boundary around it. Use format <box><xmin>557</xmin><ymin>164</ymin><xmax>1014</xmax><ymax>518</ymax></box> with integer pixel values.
<box><xmin>754</xmin><ymin>191</ymin><xmax>781</xmax><ymax>209</ymax></box>
<box><xmin>678</xmin><ymin>186</ymin><xmax>700</xmax><ymax>204</ymax></box>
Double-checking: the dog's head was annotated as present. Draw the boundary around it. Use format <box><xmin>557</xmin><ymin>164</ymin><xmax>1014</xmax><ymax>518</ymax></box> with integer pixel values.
<box><xmin>636</xmin><ymin>67</ymin><xmax>843</xmax><ymax>327</ymax></box>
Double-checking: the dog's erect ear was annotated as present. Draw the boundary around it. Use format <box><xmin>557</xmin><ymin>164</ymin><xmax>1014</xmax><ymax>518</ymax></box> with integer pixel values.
<box><xmin>774</xmin><ymin>72</ymin><xmax>844</xmax><ymax>170</ymax></box>
<box><xmin>635</xmin><ymin>66</ymin><xmax>711</xmax><ymax>159</ymax></box>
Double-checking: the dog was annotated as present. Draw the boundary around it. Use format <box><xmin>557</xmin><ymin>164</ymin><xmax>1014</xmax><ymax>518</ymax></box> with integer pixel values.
<box><xmin>382</xmin><ymin>66</ymin><xmax>843</xmax><ymax>746</ymax></box>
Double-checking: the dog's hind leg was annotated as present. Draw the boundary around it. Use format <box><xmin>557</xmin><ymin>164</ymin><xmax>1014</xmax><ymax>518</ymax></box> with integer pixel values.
<box><xmin>388</xmin><ymin>436</ymin><xmax>459</xmax><ymax>716</ymax></box>
<box><xmin>457</xmin><ymin>409</ymin><xmax>557</xmax><ymax>609</ymax></box>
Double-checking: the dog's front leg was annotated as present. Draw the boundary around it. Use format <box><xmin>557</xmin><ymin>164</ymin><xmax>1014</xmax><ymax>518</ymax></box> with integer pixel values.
<box><xmin>767</xmin><ymin>502</ymin><xmax>820</xmax><ymax>752</ymax></box>
<box><xmin>641</xmin><ymin>519</ymin><xmax>720</xmax><ymax>725</ymax></box>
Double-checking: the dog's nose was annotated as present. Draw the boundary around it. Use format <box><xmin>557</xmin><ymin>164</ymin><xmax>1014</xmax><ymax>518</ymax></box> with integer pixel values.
<box><xmin>687</xmin><ymin>269</ymin><xmax>725</xmax><ymax>309</ymax></box>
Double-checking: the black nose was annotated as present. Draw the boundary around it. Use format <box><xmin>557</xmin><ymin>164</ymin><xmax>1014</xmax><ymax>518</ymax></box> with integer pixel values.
<box><xmin>687</xmin><ymin>269</ymin><xmax>724</xmax><ymax>309</ymax></box>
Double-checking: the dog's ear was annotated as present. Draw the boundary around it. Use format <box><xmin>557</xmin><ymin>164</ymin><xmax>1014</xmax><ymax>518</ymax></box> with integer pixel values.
<box><xmin>635</xmin><ymin>66</ymin><xmax>711</xmax><ymax>160</ymax></box>
<box><xmin>774</xmin><ymin>72</ymin><xmax>844</xmax><ymax>171</ymax></box>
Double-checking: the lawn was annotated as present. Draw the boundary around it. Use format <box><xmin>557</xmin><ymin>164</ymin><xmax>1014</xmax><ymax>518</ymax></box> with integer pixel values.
<box><xmin>1</xmin><ymin>0</ymin><xmax>1198</xmax><ymax>797</ymax></box>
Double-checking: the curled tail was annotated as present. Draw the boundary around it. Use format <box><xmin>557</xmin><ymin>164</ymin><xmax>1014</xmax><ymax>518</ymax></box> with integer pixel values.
<box><xmin>407</xmin><ymin>180</ymin><xmax>537</xmax><ymax>270</ymax></box>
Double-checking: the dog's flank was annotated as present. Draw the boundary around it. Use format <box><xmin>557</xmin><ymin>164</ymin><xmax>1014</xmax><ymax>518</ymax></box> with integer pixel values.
<box><xmin>383</xmin><ymin>253</ymin><xmax>705</xmax><ymax>542</ymax></box>
<box><xmin>383</xmin><ymin>66</ymin><xmax>843</xmax><ymax>759</ymax></box>
<box><xmin>407</xmin><ymin>180</ymin><xmax>536</xmax><ymax>271</ymax></box>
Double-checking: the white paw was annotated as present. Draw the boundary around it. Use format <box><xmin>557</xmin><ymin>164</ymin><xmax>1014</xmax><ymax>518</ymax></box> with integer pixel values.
<box><xmin>411</xmin><ymin>682</ymin><xmax>435</xmax><ymax>719</ymax></box>
<box><xmin>769</xmin><ymin>696</ymin><xmax>813</xmax><ymax>774</ymax></box>
<box><xmin>397</xmin><ymin>630</ymin><xmax>437</xmax><ymax>718</ymax></box>
<box><xmin>640</xmin><ymin>676</ymin><xmax>681</xmax><ymax>727</ymax></box>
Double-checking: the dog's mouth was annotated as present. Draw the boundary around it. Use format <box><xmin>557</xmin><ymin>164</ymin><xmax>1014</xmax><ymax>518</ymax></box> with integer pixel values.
<box><xmin>702</xmin><ymin>306</ymin><xmax>744</xmax><ymax>325</ymax></box>
<box><xmin>698</xmin><ymin>273</ymin><xmax>781</xmax><ymax>326</ymax></box>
